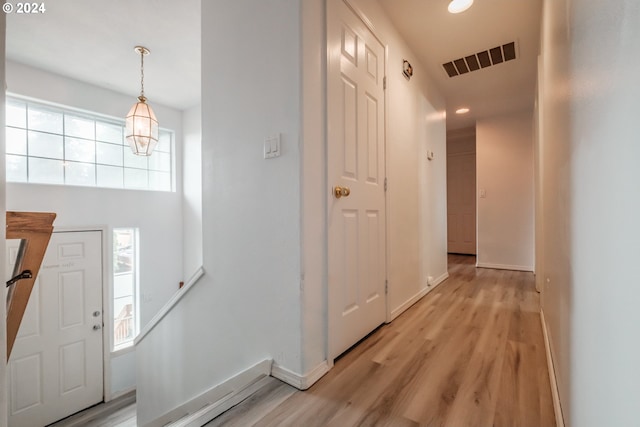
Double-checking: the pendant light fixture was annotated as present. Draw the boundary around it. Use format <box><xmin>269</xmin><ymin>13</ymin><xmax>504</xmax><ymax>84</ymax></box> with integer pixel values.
<box><xmin>125</xmin><ymin>46</ymin><xmax>159</xmax><ymax>156</ymax></box>
<box><xmin>448</xmin><ymin>0</ymin><xmax>474</xmax><ymax>14</ymax></box>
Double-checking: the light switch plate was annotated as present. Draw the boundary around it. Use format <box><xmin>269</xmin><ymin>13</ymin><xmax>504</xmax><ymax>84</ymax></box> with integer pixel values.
<box><xmin>264</xmin><ymin>134</ymin><xmax>280</xmax><ymax>159</ymax></box>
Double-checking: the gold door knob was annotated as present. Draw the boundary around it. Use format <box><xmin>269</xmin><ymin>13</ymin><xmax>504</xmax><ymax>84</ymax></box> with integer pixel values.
<box><xmin>333</xmin><ymin>186</ymin><xmax>351</xmax><ymax>199</ymax></box>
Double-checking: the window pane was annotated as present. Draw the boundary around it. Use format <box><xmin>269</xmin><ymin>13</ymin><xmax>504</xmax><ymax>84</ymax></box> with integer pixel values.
<box><xmin>65</xmin><ymin>114</ymin><xmax>95</xmax><ymax>140</ymax></box>
<box><xmin>114</xmin><ymin>228</ymin><xmax>137</xmax><ymax>349</ymax></box>
<box><xmin>124</xmin><ymin>168</ymin><xmax>148</xmax><ymax>189</ymax></box>
<box><xmin>6</xmin><ymin>155</ymin><xmax>27</xmax><ymax>182</ymax></box>
<box><xmin>114</xmin><ymin>275</ymin><xmax>133</xmax><ymax>297</ymax></box>
<box><xmin>28</xmin><ymin>105</ymin><xmax>63</xmax><ymax>134</ymax></box>
<box><xmin>148</xmin><ymin>152</ymin><xmax>170</xmax><ymax>172</ymax></box>
<box><xmin>96</xmin><ymin>122</ymin><xmax>123</xmax><ymax>144</ymax></box>
<box><xmin>113</xmin><ymin>298</ymin><xmax>134</xmax><ymax>347</ymax></box>
<box><xmin>6</xmin><ymin>100</ymin><xmax>26</xmax><ymax>128</ymax></box>
<box><xmin>97</xmin><ymin>165</ymin><xmax>124</xmax><ymax>188</ymax></box>
<box><xmin>156</xmin><ymin>132</ymin><xmax>171</xmax><ymax>153</ymax></box>
<box><xmin>123</xmin><ymin>148</ymin><xmax>148</xmax><ymax>169</ymax></box>
<box><xmin>149</xmin><ymin>171</ymin><xmax>171</xmax><ymax>191</ymax></box>
<box><xmin>65</xmin><ymin>162</ymin><xmax>96</xmax><ymax>187</ymax></box>
<box><xmin>114</xmin><ymin>228</ymin><xmax>135</xmax><ymax>273</ymax></box>
<box><xmin>6</xmin><ymin>127</ymin><xmax>27</xmax><ymax>155</ymax></box>
<box><xmin>28</xmin><ymin>131</ymin><xmax>64</xmax><ymax>159</ymax></box>
<box><xmin>29</xmin><ymin>157</ymin><xmax>64</xmax><ymax>184</ymax></box>
<box><xmin>96</xmin><ymin>142</ymin><xmax>123</xmax><ymax>167</ymax></box>
<box><xmin>65</xmin><ymin>137</ymin><xmax>95</xmax><ymax>163</ymax></box>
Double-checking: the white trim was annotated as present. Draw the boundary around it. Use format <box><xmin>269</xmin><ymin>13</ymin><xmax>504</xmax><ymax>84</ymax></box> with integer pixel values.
<box><xmin>153</xmin><ymin>359</ymin><xmax>272</xmax><ymax>427</ymax></box>
<box><xmin>389</xmin><ymin>272</ymin><xmax>449</xmax><ymax>321</ymax></box>
<box><xmin>476</xmin><ymin>262</ymin><xmax>533</xmax><ymax>272</ymax></box>
<box><xmin>134</xmin><ymin>267</ymin><xmax>204</xmax><ymax>345</ymax></box>
<box><xmin>109</xmin><ymin>344</ymin><xmax>134</xmax><ymax>359</ymax></box>
<box><xmin>271</xmin><ymin>361</ymin><xmax>330</xmax><ymax>390</ymax></box>
<box><xmin>540</xmin><ymin>309</ymin><xmax>565</xmax><ymax>427</ymax></box>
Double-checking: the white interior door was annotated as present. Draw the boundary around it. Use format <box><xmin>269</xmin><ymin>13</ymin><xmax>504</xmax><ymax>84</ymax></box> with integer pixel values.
<box><xmin>447</xmin><ymin>141</ymin><xmax>477</xmax><ymax>255</ymax></box>
<box><xmin>327</xmin><ymin>0</ymin><xmax>387</xmax><ymax>359</ymax></box>
<box><xmin>7</xmin><ymin>231</ymin><xmax>104</xmax><ymax>427</ymax></box>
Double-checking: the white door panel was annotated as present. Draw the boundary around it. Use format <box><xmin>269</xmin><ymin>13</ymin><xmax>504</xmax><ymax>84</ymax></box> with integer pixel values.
<box><xmin>328</xmin><ymin>0</ymin><xmax>387</xmax><ymax>359</ymax></box>
<box><xmin>7</xmin><ymin>231</ymin><xmax>103</xmax><ymax>427</ymax></box>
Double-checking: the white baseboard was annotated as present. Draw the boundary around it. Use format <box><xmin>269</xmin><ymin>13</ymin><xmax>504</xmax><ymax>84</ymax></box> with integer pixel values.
<box><xmin>150</xmin><ymin>359</ymin><xmax>272</xmax><ymax>427</ymax></box>
<box><xmin>476</xmin><ymin>262</ymin><xmax>533</xmax><ymax>272</ymax></box>
<box><xmin>389</xmin><ymin>272</ymin><xmax>449</xmax><ymax>321</ymax></box>
<box><xmin>540</xmin><ymin>309</ymin><xmax>565</xmax><ymax>427</ymax></box>
<box><xmin>271</xmin><ymin>361</ymin><xmax>330</xmax><ymax>390</ymax></box>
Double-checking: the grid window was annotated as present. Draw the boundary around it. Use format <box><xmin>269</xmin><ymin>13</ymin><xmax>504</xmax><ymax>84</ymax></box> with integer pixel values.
<box><xmin>5</xmin><ymin>97</ymin><xmax>174</xmax><ymax>191</ymax></box>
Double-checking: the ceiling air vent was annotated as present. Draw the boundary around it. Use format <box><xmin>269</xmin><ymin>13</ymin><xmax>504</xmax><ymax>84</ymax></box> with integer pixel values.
<box><xmin>443</xmin><ymin>41</ymin><xmax>517</xmax><ymax>78</ymax></box>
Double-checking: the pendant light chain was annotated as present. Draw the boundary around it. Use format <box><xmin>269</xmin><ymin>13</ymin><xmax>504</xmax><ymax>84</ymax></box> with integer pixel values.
<box><xmin>140</xmin><ymin>49</ymin><xmax>145</xmax><ymax>99</ymax></box>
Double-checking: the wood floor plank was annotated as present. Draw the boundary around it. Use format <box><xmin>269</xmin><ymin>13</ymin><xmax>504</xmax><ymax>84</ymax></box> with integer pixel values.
<box><xmin>324</xmin><ymin>339</ymin><xmax>435</xmax><ymax>426</ymax></box>
<box><xmin>443</xmin><ymin>303</ymin><xmax>512</xmax><ymax>427</ymax></box>
<box><xmin>206</xmin><ymin>377</ymin><xmax>296</xmax><ymax>427</ymax></box>
<box><xmin>402</xmin><ymin>326</ymin><xmax>482</xmax><ymax>424</ymax></box>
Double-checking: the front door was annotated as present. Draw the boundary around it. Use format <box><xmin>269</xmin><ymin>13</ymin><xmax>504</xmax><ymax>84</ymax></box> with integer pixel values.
<box><xmin>7</xmin><ymin>230</ymin><xmax>104</xmax><ymax>427</ymax></box>
<box><xmin>327</xmin><ymin>0</ymin><xmax>387</xmax><ymax>359</ymax></box>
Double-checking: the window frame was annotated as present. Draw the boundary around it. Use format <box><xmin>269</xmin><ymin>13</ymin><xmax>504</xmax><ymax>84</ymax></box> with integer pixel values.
<box><xmin>112</xmin><ymin>227</ymin><xmax>140</xmax><ymax>353</ymax></box>
<box><xmin>5</xmin><ymin>95</ymin><xmax>175</xmax><ymax>192</ymax></box>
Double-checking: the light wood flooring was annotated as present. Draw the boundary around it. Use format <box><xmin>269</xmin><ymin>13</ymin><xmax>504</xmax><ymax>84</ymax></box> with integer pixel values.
<box><xmin>75</xmin><ymin>255</ymin><xmax>554</xmax><ymax>426</ymax></box>
<box><xmin>206</xmin><ymin>255</ymin><xmax>555</xmax><ymax>427</ymax></box>
<box><xmin>48</xmin><ymin>391</ymin><xmax>136</xmax><ymax>427</ymax></box>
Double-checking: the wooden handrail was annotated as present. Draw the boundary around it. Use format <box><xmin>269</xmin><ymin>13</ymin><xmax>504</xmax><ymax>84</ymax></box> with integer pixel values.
<box><xmin>6</xmin><ymin>211</ymin><xmax>56</xmax><ymax>360</ymax></box>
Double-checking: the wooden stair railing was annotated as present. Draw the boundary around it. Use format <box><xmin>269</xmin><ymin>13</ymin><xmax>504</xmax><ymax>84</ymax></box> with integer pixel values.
<box><xmin>6</xmin><ymin>211</ymin><xmax>56</xmax><ymax>360</ymax></box>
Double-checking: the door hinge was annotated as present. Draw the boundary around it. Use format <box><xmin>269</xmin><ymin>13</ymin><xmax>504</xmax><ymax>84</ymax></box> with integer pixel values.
<box><xmin>383</xmin><ymin>76</ymin><xmax>387</xmax><ymax>90</ymax></box>
<box><xmin>384</xmin><ymin>177</ymin><xmax>388</xmax><ymax>192</ymax></box>
<box><xmin>385</xmin><ymin>280</ymin><xmax>388</xmax><ymax>294</ymax></box>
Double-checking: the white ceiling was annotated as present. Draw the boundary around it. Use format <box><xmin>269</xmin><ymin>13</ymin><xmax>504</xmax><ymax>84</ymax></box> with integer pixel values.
<box><xmin>379</xmin><ymin>0</ymin><xmax>542</xmax><ymax>130</ymax></box>
<box><xmin>5</xmin><ymin>0</ymin><xmax>540</xmax><ymax>128</ymax></box>
<box><xmin>5</xmin><ymin>0</ymin><xmax>201</xmax><ymax>111</ymax></box>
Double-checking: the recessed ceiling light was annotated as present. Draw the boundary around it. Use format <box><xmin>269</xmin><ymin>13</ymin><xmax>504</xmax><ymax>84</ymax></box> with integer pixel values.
<box><xmin>448</xmin><ymin>0</ymin><xmax>474</xmax><ymax>14</ymax></box>
<box><xmin>456</xmin><ymin>108</ymin><xmax>470</xmax><ymax>114</ymax></box>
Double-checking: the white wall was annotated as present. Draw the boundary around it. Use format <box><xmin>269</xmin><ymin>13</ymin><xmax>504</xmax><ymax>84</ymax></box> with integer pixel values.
<box><xmin>4</xmin><ymin>61</ymin><xmax>184</xmax><ymax>398</ymax></box>
<box><xmin>539</xmin><ymin>1</ymin><xmax>640</xmax><ymax>426</ymax></box>
<box><xmin>136</xmin><ymin>1</ymin><xmax>303</xmax><ymax>423</ymax></box>
<box><xmin>182</xmin><ymin>105</ymin><xmax>202</xmax><ymax>278</ymax></box>
<box><xmin>476</xmin><ymin>110</ymin><xmax>534</xmax><ymax>271</ymax></box>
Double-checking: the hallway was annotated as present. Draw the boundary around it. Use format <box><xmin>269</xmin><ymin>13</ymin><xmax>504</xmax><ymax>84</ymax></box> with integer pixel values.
<box><xmin>207</xmin><ymin>255</ymin><xmax>555</xmax><ymax>426</ymax></box>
